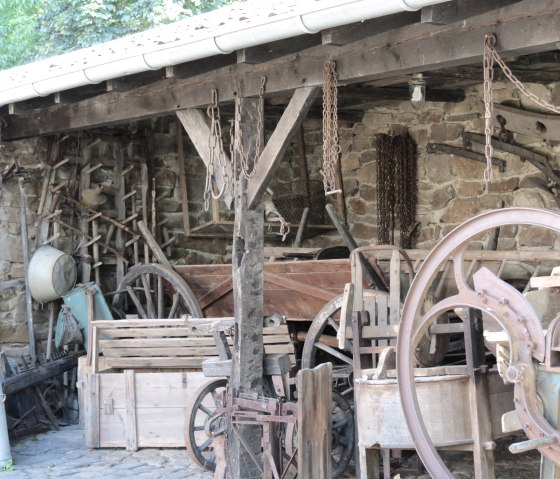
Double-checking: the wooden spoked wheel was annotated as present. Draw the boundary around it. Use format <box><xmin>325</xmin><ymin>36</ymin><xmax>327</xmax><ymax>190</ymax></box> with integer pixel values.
<box><xmin>331</xmin><ymin>390</ymin><xmax>354</xmax><ymax>478</ymax></box>
<box><xmin>185</xmin><ymin>378</ymin><xmax>227</xmax><ymax>471</ymax></box>
<box><xmin>112</xmin><ymin>263</ymin><xmax>202</xmax><ymax>319</ymax></box>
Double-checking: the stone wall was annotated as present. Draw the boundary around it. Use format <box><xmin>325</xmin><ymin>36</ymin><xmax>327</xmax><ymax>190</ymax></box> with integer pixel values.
<box><xmin>0</xmin><ymin>138</ymin><xmax>50</xmax><ymax>358</ymax></box>
<box><xmin>291</xmin><ymin>80</ymin><xmax>560</xmax><ymax>250</ymax></box>
<box><xmin>1</xmin><ymin>79</ymin><xmax>559</xmax><ymax>358</ymax></box>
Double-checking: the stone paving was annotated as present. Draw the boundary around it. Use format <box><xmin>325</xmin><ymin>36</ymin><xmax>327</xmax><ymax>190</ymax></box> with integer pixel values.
<box><xmin>1</xmin><ymin>424</ymin><xmax>542</xmax><ymax>478</ymax></box>
<box><xmin>4</xmin><ymin>425</ymin><xmax>212</xmax><ymax>479</ymax></box>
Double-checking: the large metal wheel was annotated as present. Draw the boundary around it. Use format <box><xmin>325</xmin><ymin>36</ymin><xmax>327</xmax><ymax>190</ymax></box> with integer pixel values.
<box><xmin>397</xmin><ymin>207</ymin><xmax>560</xmax><ymax>477</ymax></box>
<box><xmin>112</xmin><ymin>263</ymin><xmax>202</xmax><ymax>318</ymax></box>
<box><xmin>185</xmin><ymin>378</ymin><xmax>227</xmax><ymax>471</ymax></box>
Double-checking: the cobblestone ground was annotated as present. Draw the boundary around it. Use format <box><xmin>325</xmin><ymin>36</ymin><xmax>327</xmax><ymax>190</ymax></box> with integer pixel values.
<box><xmin>5</xmin><ymin>425</ymin><xmax>212</xmax><ymax>479</ymax></box>
<box><xmin>2</xmin><ymin>425</ymin><xmax>542</xmax><ymax>478</ymax></box>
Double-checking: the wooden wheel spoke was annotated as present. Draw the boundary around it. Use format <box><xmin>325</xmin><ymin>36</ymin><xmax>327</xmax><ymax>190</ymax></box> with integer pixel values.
<box><xmin>327</xmin><ymin>317</ymin><xmax>339</xmax><ymax>332</ymax></box>
<box><xmin>199</xmin><ymin>404</ymin><xmax>213</xmax><ymax>416</ymax></box>
<box><xmin>157</xmin><ymin>276</ymin><xmax>164</xmax><ymax>319</ymax></box>
<box><xmin>141</xmin><ymin>273</ymin><xmax>156</xmax><ymax>318</ymax></box>
<box><xmin>168</xmin><ymin>293</ymin><xmax>180</xmax><ymax>318</ymax></box>
<box><xmin>314</xmin><ymin>343</ymin><xmax>353</xmax><ymax>365</ymax></box>
<box><xmin>193</xmin><ymin>425</ymin><xmax>205</xmax><ymax>432</ymax></box>
<box><xmin>126</xmin><ymin>286</ymin><xmax>147</xmax><ymax>318</ymax></box>
<box><xmin>197</xmin><ymin>437</ymin><xmax>212</xmax><ymax>453</ymax></box>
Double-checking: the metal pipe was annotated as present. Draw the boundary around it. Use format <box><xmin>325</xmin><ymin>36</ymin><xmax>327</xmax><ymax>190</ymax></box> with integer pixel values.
<box><xmin>0</xmin><ymin>393</ymin><xmax>12</xmax><ymax>468</ymax></box>
<box><xmin>0</xmin><ymin>0</ymin><xmax>452</xmax><ymax>106</ymax></box>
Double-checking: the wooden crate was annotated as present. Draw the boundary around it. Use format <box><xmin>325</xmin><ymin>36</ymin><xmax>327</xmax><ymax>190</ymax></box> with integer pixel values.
<box><xmin>79</xmin><ymin>318</ymin><xmax>296</xmax><ymax>450</ymax></box>
<box><xmin>80</xmin><ymin>365</ymin><xmax>209</xmax><ymax>450</ymax></box>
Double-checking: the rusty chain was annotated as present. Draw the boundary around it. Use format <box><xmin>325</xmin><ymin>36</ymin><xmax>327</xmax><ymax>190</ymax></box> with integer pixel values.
<box><xmin>231</xmin><ymin>77</ymin><xmax>266</xmax><ymax>181</ymax></box>
<box><xmin>376</xmin><ymin>133</ymin><xmax>417</xmax><ymax>248</ymax></box>
<box><xmin>484</xmin><ymin>34</ymin><xmax>560</xmax><ymax>182</ymax></box>
<box><xmin>483</xmin><ymin>35</ymin><xmax>496</xmax><ymax>183</ymax></box>
<box><xmin>205</xmin><ymin>89</ymin><xmax>231</xmax><ymax>210</ymax></box>
<box><xmin>321</xmin><ymin>60</ymin><xmax>341</xmax><ymax>196</ymax></box>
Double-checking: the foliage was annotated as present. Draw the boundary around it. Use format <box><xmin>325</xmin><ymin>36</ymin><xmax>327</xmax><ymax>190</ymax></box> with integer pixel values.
<box><xmin>0</xmin><ymin>0</ymin><xmax>237</xmax><ymax>70</ymax></box>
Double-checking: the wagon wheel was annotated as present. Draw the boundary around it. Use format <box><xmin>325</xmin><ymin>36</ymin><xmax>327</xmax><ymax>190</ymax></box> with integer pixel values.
<box><xmin>331</xmin><ymin>389</ymin><xmax>354</xmax><ymax>478</ymax></box>
<box><xmin>112</xmin><ymin>263</ymin><xmax>202</xmax><ymax>319</ymax></box>
<box><xmin>185</xmin><ymin>378</ymin><xmax>227</xmax><ymax>471</ymax></box>
<box><xmin>397</xmin><ymin>208</ymin><xmax>558</xmax><ymax>478</ymax></box>
<box><xmin>301</xmin><ymin>294</ymin><xmax>357</xmax><ymax>383</ymax></box>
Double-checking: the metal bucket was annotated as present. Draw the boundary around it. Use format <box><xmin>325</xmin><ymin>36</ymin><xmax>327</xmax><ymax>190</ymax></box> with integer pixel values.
<box><xmin>28</xmin><ymin>245</ymin><xmax>77</xmax><ymax>302</ymax></box>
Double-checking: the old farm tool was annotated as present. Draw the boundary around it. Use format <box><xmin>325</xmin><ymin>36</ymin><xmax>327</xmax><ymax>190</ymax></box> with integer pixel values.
<box><xmin>397</xmin><ymin>207</ymin><xmax>560</xmax><ymax>478</ymax></box>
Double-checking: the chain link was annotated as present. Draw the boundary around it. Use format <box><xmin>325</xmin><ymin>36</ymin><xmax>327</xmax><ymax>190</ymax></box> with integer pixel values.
<box><xmin>376</xmin><ymin>133</ymin><xmax>417</xmax><ymax>248</ymax></box>
<box><xmin>321</xmin><ymin>60</ymin><xmax>342</xmax><ymax>196</ymax></box>
<box><xmin>483</xmin><ymin>35</ymin><xmax>496</xmax><ymax>183</ymax></box>
<box><xmin>484</xmin><ymin>34</ymin><xmax>560</xmax><ymax>182</ymax></box>
<box><xmin>231</xmin><ymin>77</ymin><xmax>267</xmax><ymax>180</ymax></box>
<box><xmin>205</xmin><ymin>89</ymin><xmax>231</xmax><ymax>210</ymax></box>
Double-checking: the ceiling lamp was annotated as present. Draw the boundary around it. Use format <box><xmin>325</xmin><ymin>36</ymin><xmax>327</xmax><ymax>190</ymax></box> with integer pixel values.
<box><xmin>409</xmin><ymin>73</ymin><xmax>427</xmax><ymax>107</ymax></box>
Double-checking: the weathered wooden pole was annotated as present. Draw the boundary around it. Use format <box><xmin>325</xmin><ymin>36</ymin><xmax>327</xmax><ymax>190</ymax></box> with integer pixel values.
<box><xmin>228</xmin><ymin>96</ymin><xmax>264</xmax><ymax>479</ymax></box>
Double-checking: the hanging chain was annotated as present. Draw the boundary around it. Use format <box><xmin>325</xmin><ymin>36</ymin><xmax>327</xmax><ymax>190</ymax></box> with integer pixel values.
<box><xmin>205</xmin><ymin>89</ymin><xmax>231</xmax><ymax>210</ymax></box>
<box><xmin>483</xmin><ymin>35</ymin><xmax>496</xmax><ymax>183</ymax></box>
<box><xmin>376</xmin><ymin>133</ymin><xmax>416</xmax><ymax>248</ymax></box>
<box><xmin>321</xmin><ymin>59</ymin><xmax>341</xmax><ymax>196</ymax></box>
<box><xmin>484</xmin><ymin>34</ymin><xmax>560</xmax><ymax>182</ymax></box>
<box><xmin>232</xmin><ymin>77</ymin><xmax>267</xmax><ymax>180</ymax></box>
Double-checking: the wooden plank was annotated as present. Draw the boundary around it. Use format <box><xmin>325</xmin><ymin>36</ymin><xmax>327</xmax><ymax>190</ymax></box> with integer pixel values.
<box><xmin>6</xmin><ymin>0</ymin><xmax>560</xmax><ymax>139</ymax></box>
<box><xmin>247</xmin><ymin>86</ymin><xmax>319</xmax><ymax>208</ymax></box>
<box><xmin>493</xmin><ymin>103</ymin><xmax>560</xmax><ymax>141</ymax></box>
<box><xmin>105</xmin><ymin>357</ymin><xmax>209</xmax><ymax>368</ymax></box>
<box><xmin>263</xmin><ymin>271</ymin><xmax>337</xmax><ymax>302</ymax></box>
<box><xmin>137</xmin><ymin>220</ymin><xmax>172</xmax><ymax>268</ymax></box>
<box><xmin>197</xmin><ymin>277</ymin><xmax>233</xmax><ymax>310</ymax></box>
<box><xmin>322</xmin><ymin>11</ymin><xmax>420</xmax><ymax>45</ymax></box>
<box><xmin>86</xmin><ymin>373</ymin><xmax>100</xmax><ymax>448</ymax></box>
<box><xmin>125</xmin><ymin>370</ymin><xmax>138</xmax><ymax>451</ymax></box>
<box><xmin>176</xmin><ymin>108</ymin><xmax>234</xmax><ymax>208</ymax></box>
<box><xmin>530</xmin><ymin>275</ymin><xmax>560</xmax><ymax>289</ymax></box>
<box><xmin>175</xmin><ymin>117</ymin><xmax>191</xmax><ymax>235</ymax></box>
<box><xmin>297</xmin><ymin>363</ymin><xmax>332</xmax><ymax>479</ymax></box>
<box><xmin>237</xmin><ymin>34</ymin><xmax>322</xmax><ymax>64</ymax></box>
<box><xmin>421</xmin><ymin>0</ymin><xmax>522</xmax><ymax>25</ymax></box>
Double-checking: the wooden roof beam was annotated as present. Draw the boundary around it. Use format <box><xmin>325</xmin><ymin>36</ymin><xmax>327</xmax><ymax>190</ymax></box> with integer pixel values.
<box><xmin>175</xmin><ymin>108</ymin><xmax>235</xmax><ymax>209</ymax></box>
<box><xmin>237</xmin><ymin>34</ymin><xmax>322</xmax><ymax>64</ymax></box>
<box><xmin>247</xmin><ymin>86</ymin><xmax>319</xmax><ymax>208</ymax></box>
<box><xmin>3</xmin><ymin>0</ymin><xmax>560</xmax><ymax>140</ymax></box>
<box><xmin>421</xmin><ymin>0</ymin><xmax>523</xmax><ymax>25</ymax></box>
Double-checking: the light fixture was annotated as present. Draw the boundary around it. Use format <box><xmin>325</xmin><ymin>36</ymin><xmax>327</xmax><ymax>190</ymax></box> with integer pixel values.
<box><xmin>409</xmin><ymin>73</ymin><xmax>427</xmax><ymax>107</ymax></box>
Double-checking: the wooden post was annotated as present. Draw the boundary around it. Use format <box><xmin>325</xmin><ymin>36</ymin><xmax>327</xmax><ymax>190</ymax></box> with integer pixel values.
<box><xmin>228</xmin><ymin>97</ymin><xmax>264</xmax><ymax>479</ymax></box>
<box><xmin>297</xmin><ymin>363</ymin><xmax>332</xmax><ymax>478</ymax></box>
<box><xmin>465</xmin><ymin>309</ymin><xmax>495</xmax><ymax>479</ymax></box>
<box><xmin>18</xmin><ymin>177</ymin><xmax>36</xmax><ymax>363</ymax></box>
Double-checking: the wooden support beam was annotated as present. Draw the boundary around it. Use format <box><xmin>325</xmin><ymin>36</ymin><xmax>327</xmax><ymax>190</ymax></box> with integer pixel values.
<box><xmin>247</xmin><ymin>86</ymin><xmax>319</xmax><ymax>208</ymax></box>
<box><xmin>337</xmin><ymin>86</ymin><xmax>465</xmax><ymax>108</ymax></box>
<box><xmin>3</xmin><ymin>0</ymin><xmax>560</xmax><ymax>139</ymax></box>
<box><xmin>228</xmin><ymin>97</ymin><xmax>264</xmax><ymax>479</ymax></box>
<box><xmin>106</xmin><ymin>69</ymin><xmax>166</xmax><ymax>92</ymax></box>
<box><xmin>322</xmin><ymin>11</ymin><xmax>420</xmax><ymax>45</ymax></box>
<box><xmin>421</xmin><ymin>0</ymin><xmax>522</xmax><ymax>25</ymax></box>
<box><xmin>176</xmin><ymin>108</ymin><xmax>234</xmax><ymax>208</ymax></box>
<box><xmin>237</xmin><ymin>34</ymin><xmax>322</xmax><ymax>64</ymax></box>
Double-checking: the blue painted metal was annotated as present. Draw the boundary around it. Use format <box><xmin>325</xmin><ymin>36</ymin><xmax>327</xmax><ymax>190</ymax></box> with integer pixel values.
<box><xmin>55</xmin><ymin>283</ymin><xmax>113</xmax><ymax>350</ymax></box>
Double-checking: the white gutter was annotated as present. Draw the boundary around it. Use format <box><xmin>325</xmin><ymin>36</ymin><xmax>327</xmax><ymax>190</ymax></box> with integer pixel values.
<box><xmin>0</xmin><ymin>0</ymin><xmax>451</xmax><ymax>106</ymax></box>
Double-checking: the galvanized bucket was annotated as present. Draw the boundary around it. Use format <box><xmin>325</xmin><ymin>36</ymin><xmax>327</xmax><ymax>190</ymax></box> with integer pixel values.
<box><xmin>28</xmin><ymin>245</ymin><xmax>77</xmax><ymax>302</ymax></box>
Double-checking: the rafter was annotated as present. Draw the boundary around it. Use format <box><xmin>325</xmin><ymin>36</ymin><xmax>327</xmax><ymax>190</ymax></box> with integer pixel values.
<box><xmin>3</xmin><ymin>0</ymin><xmax>560</xmax><ymax>140</ymax></box>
